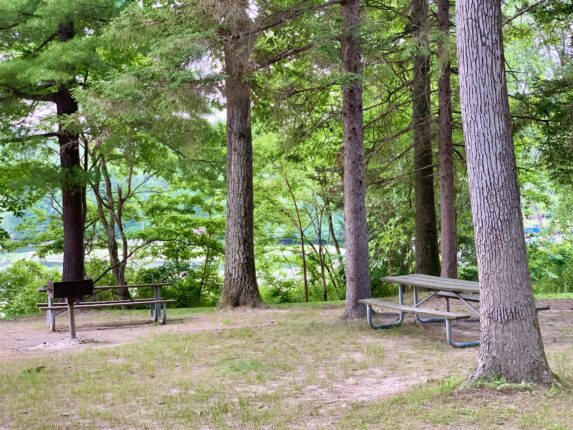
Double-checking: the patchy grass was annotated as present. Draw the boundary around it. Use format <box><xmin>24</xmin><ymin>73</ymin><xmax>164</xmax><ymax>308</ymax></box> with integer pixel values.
<box><xmin>338</xmin><ymin>349</ymin><xmax>573</xmax><ymax>430</ymax></box>
<box><xmin>1</xmin><ymin>303</ymin><xmax>572</xmax><ymax>429</ymax></box>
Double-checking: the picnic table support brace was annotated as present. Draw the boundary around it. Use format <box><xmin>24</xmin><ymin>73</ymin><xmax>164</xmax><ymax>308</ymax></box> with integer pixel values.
<box><xmin>413</xmin><ymin>287</ymin><xmax>446</xmax><ymax>324</ymax></box>
<box><xmin>445</xmin><ymin>319</ymin><xmax>479</xmax><ymax>348</ymax></box>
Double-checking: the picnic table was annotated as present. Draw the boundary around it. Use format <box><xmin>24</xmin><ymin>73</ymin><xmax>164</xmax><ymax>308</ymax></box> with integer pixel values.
<box><xmin>37</xmin><ymin>283</ymin><xmax>175</xmax><ymax>333</ymax></box>
<box><xmin>360</xmin><ymin>274</ymin><xmax>549</xmax><ymax>348</ymax></box>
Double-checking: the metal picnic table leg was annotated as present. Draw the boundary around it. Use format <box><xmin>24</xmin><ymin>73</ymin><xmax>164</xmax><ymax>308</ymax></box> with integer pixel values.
<box><xmin>366</xmin><ymin>285</ymin><xmax>405</xmax><ymax>329</ymax></box>
<box><xmin>445</xmin><ymin>319</ymin><xmax>479</xmax><ymax>348</ymax></box>
<box><xmin>47</xmin><ymin>294</ymin><xmax>56</xmax><ymax>331</ymax></box>
<box><xmin>154</xmin><ymin>285</ymin><xmax>161</xmax><ymax>323</ymax></box>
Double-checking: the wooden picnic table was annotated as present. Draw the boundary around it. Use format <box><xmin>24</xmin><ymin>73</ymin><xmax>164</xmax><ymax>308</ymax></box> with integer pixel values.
<box><xmin>360</xmin><ymin>274</ymin><xmax>480</xmax><ymax>348</ymax></box>
<box><xmin>37</xmin><ymin>283</ymin><xmax>174</xmax><ymax>333</ymax></box>
<box><xmin>360</xmin><ymin>274</ymin><xmax>549</xmax><ymax>348</ymax></box>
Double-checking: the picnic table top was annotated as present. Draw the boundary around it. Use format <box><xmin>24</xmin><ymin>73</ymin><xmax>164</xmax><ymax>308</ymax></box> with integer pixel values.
<box><xmin>381</xmin><ymin>274</ymin><xmax>480</xmax><ymax>294</ymax></box>
<box><xmin>93</xmin><ymin>283</ymin><xmax>169</xmax><ymax>290</ymax></box>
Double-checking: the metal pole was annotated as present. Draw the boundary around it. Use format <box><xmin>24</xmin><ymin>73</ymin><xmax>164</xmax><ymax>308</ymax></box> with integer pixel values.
<box><xmin>67</xmin><ymin>297</ymin><xmax>77</xmax><ymax>339</ymax></box>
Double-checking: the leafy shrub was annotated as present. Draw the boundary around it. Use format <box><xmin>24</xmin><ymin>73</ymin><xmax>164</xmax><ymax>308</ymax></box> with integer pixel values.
<box><xmin>0</xmin><ymin>260</ymin><xmax>60</xmax><ymax>318</ymax></box>
<box><xmin>260</xmin><ymin>277</ymin><xmax>301</xmax><ymax>304</ymax></box>
<box><xmin>528</xmin><ymin>240</ymin><xmax>573</xmax><ymax>293</ymax></box>
<box><xmin>134</xmin><ymin>261</ymin><xmax>221</xmax><ymax>307</ymax></box>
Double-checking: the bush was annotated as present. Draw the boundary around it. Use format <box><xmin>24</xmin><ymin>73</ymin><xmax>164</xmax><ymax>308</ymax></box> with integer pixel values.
<box><xmin>528</xmin><ymin>240</ymin><xmax>573</xmax><ymax>293</ymax></box>
<box><xmin>134</xmin><ymin>262</ymin><xmax>221</xmax><ymax>307</ymax></box>
<box><xmin>0</xmin><ymin>260</ymin><xmax>60</xmax><ymax>318</ymax></box>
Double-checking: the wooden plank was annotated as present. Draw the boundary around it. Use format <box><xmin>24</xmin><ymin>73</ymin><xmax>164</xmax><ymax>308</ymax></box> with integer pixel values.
<box><xmin>387</xmin><ymin>274</ymin><xmax>480</xmax><ymax>288</ymax></box>
<box><xmin>381</xmin><ymin>275</ymin><xmax>479</xmax><ymax>294</ymax></box>
<box><xmin>37</xmin><ymin>298</ymin><xmax>172</xmax><ymax>307</ymax></box>
<box><xmin>92</xmin><ymin>283</ymin><xmax>169</xmax><ymax>290</ymax></box>
<box><xmin>436</xmin><ymin>291</ymin><xmax>480</xmax><ymax>302</ymax></box>
<box><xmin>40</xmin><ymin>299</ymin><xmax>175</xmax><ymax>311</ymax></box>
<box><xmin>359</xmin><ymin>299</ymin><xmax>471</xmax><ymax>320</ymax></box>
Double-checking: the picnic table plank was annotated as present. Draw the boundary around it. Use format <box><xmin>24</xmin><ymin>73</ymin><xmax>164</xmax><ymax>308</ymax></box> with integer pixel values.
<box><xmin>381</xmin><ymin>274</ymin><xmax>480</xmax><ymax>294</ymax></box>
<box><xmin>41</xmin><ymin>299</ymin><xmax>175</xmax><ymax>310</ymax></box>
<box><xmin>359</xmin><ymin>299</ymin><xmax>471</xmax><ymax>320</ymax></box>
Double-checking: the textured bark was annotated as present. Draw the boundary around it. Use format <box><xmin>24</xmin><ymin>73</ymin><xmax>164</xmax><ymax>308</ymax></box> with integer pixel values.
<box><xmin>56</xmin><ymin>22</ymin><xmax>84</xmax><ymax>282</ymax></box>
<box><xmin>437</xmin><ymin>0</ymin><xmax>457</xmax><ymax>278</ymax></box>
<box><xmin>341</xmin><ymin>0</ymin><xmax>371</xmax><ymax>319</ymax></box>
<box><xmin>456</xmin><ymin>0</ymin><xmax>553</xmax><ymax>384</ymax></box>
<box><xmin>412</xmin><ymin>0</ymin><xmax>440</xmax><ymax>276</ymax></box>
<box><xmin>218</xmin><ymin>5</ymin><xmax>264</xmax><ymax>309</ymax></box>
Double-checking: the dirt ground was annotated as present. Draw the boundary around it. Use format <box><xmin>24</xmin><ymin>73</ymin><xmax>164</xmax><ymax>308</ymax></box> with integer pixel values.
<box><xmin>1</xmin><ymin>298</ymin><xmax>571</xmax><ymax>365</ymax></box>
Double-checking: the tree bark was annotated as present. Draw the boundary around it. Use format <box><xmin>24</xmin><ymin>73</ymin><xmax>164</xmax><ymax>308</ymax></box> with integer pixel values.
<box><xmin>411</xmin><ymin>0</ymin><xmax>440</xmax><ymax>276</ymax></box>
<box><xmin>218</xmin><ymin>4</ymin><xmax>264</xmax><ymax>309</ymax></box>
<box><xmin>56</xmin><ymin>21</ymin><xmax>84</xmax><ymax>282</ymax></box>
<box><xmin>341</xmin><ymin>0</ymin><xmax>371</xmax><ymax>319</ymax></box>
<box><xmin>437</xmin><ymin>0</ymin><xmax>457</xmax><ymax>278</ymax></box>
<box><xmin>456</xmin><ymin>0</ymin><xmax>553</xmax><ymax>384</ymax></box>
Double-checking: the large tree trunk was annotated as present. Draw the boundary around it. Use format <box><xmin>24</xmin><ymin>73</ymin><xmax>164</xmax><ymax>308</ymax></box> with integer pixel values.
<box><xmin>218</xmin><ymin>7</ymin><xmax>264</xmax><ymax>309</ymax></box>
<box><xmin>56</xmin><ymin>21</ymin><xmax>84</xmax><ymax>282</ymax></box>
<box><xmin>437</xmin><ymin>0</ymin><xmax>457</xmax><ymax>278</ymax></box>
<box><xmin>341</xmin><ymin>0</ymin><xmax>371</xmax><ymax>319</ymax></box>
<box><xmin>456</xmin><ymin>0</ymin><xmax>553</xmax><ymax>384</ymax></box>
<box><xmin>411</xmin><ymin>0</ymin><xmax>440</xmax><ymax>276</ymax></box>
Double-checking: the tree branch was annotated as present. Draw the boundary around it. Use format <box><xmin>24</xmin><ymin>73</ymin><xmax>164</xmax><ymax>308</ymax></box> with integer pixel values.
<box><xmin>504</xmin><ymin>0</ymin><xmax>548</xmax><ymax>26</ymax></box>
<box><xmin>254</xmin><ymin>0</ymin><xmax>344</xmax><ymax>34</ymax></box>
<box><xmin>256</xmin><ymin>43</ymin><xmax>314</xmax><ymax>69</ymax></box>
<box><xmin>0</xmin><ymin>132</ymin><xmax>59</xmax><ymax>144</ymax></box>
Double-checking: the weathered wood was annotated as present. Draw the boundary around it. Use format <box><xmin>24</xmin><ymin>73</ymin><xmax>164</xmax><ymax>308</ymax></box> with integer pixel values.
<box><xmin>436</xmin><ymin>291</ymin><xmax>480</xmax><ymax>302</ymax></box>
<box><xmin>359</xmin><ymin>299</ymin><xmax>471</xmax><ymax>320</ymax></box>
<box><xmin>381</xmin><ymin>274</ymin><xmax>479</xmax><ymax>294</ymax></box>
<box><xmin>37</xmin><ymin>298</ymin><xmax>175</xmax><ymax>307</ymax></box>
<box><xmin>40</xmin><ymin>299</ymin><xmax>175</xmax><ymax>311</ymax></box>
<box><xmin>93</xmin><ymin>283</ymin><xmax>168</xmax><ymax>290</ymax></box>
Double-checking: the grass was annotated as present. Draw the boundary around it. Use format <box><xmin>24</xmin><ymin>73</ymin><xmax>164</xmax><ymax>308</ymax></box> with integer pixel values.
<box><xmin>1</xmin><ymin>302</ymin><xmax>572</xmax><ymax>429</ymax></box>
<box><xmin>534</xmin><ymin>292</ymin><xmax>573</xmax><ymax>300</ymax></box>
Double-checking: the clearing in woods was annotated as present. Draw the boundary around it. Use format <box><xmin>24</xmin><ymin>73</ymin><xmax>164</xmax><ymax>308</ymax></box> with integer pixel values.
<box><xmin>0</xmin><ymin>300</ymin><xmax>572</xmax><ymax>429</ymax></box>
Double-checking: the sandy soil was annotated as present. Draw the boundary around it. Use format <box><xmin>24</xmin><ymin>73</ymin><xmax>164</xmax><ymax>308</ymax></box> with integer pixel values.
<box><xmin>0</xmin><ymin>298</ymin><xmax>570</xmax><ymax>364</ymax></box>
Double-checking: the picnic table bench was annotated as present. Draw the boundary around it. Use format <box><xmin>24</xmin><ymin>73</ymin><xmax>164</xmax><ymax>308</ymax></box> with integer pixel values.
<box><xmin>37</xmin><ymin>283</ymin><xmax>175</xmax><ymax>333</ymax></box>
<box><xmin>360</xmin><ymin>274</ymin><xmax>549</xmax><ymax>348</ymax></box>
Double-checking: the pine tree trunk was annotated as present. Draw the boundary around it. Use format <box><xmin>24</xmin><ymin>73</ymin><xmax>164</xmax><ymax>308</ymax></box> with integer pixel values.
<box><xmin>456</xmin><ymin>0</ymin><xmax>553</xmax><ymax>384</ymax></box>
<box><xmin>437</xmin><ymin>0</ymin><xmax>457</xmax><ymax>278</ymax></box>
<box><xmin>412</xmin><ymin>0</ymin><xmax>440</xmax><ymax>276</ymax></box>
<box><xmin>218</xmin><ymin>11</ymin><xmax>264</xmax><ymax>309</ymax></box>
<box><xmin>56</xmin><ymin>22</ymin><xmax>84</xmax><ymax>282</ymax></box>
<box><xmin>341</xmin><ymin>0</ymin><xmax>371</xmax><ymax>319</ymax></box>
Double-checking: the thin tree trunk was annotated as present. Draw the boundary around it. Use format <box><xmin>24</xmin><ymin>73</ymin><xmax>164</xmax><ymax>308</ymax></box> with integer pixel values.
<box><xmin>456</xmin><ymin>0</ymin><xmax>553</xmax><ymax>384</ymax></box>
<box><xmin>218</xmin><ymin>6</ymin><xmax>264</xmax><ymax>309</ymax></box>
<box><xmin>282</xmin><ymin>173</ymin><xmax>309</xmax><ymax>302</ymax></box>
<box><xmin>411</xmin><ymin>0</ymin><xmax>440</xmax><ymax>276</ymax></box>
<box><xmin>327</xmin><ymin>204</ymin><xmax>344</xmax><ymax>268</ymax></box>
<box><xmin>56</xmin><ymin>21</ymin><xmax>84</xmax><ymax>282</ymax></box>
<box><xmin>437</xmin><ymin>0</ymin><xmax>457</xmax><ymax>278</ymax></box>
<box><xmin>341</xmin><ymin>0</ymin><xmax>371</xmax><ymax>319</ymax></box>
<box><xmin>317</xmin><ymin>210</ymin><xmax>328</xmax><ymax>301</ymax></box>
<box><xmin>92</xmin><ymin>159</ymin><xmax>130</xmax><ymax>297</ymax></box>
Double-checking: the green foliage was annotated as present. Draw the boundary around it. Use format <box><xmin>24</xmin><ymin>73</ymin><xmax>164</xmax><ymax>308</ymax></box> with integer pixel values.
<box><xmin>135</xmin><ymin>262</ymin><xmax>221</xmax><ymax>307</ymax></box>
<box><xmin>528</xmin><ymin>240</ymin><xmax>573</xmax><ymax>294</ymax></box>
<box><xmin>0</xmin><ymin>260</ymin><xmax>60</xmax><ymax>318</ymax></box>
